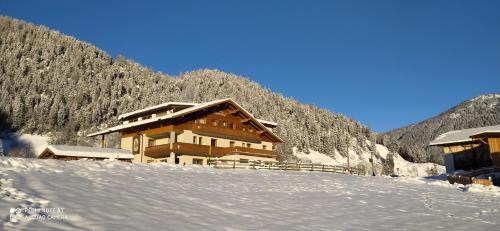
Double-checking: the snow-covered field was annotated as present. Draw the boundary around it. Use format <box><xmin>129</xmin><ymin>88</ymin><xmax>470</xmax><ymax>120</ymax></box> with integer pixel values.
<box><xmin>1</xmin><ymin>158</ymin><xmax>499</xmax><ymax>231</ymax></box>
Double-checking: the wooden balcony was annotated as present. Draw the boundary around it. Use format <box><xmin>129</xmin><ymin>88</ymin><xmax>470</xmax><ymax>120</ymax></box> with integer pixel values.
<box><xmin>144</xmin><ymin>142</ymin><xmax>276</xmax><ymax>159</ymax></box>
<box><xmin>188</xmin><ymin>123</ymin><xmax>262</xmax><ymax>143</ymax></box>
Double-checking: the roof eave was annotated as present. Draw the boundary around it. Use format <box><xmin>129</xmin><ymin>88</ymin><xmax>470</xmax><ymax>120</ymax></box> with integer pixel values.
<box><xmin>428</xmin><ymin>139</ymin><xmax>474</xmax><ymax>146</ymax></box>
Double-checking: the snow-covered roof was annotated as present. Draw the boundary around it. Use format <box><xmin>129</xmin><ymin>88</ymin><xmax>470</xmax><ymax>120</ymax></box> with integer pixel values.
<box><xmin>429</xmin><ymin>125</ymin><xmax>500</xmax><ymax>146</ymax></box>
<box><xmin>118</xmin><ymin>102</ymin><xmax>198</xmax><ymax>120</ymax></box>
<box><xmin>88</xmin><ymin>98</ymin><xmax>283</xmax><ymax>142</ymax></box>
<box><xmin>257</xmin><ymin>119</ymin><xmax>278</xmax><ymax>127</ymax></box>
<box><xmin>470</xmin><ymin>129</ymin><xmax>500</xmax><ymax>138</ymax></box>
<box><xmin>42</xmin><ymin>145</ymin><xmax>133</xmax><ymax>159</ymax></box>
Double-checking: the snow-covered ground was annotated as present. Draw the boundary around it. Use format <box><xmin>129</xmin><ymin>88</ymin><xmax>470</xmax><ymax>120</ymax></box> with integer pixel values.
<box><xmin>1</xmin><ymin>158</ymin><xmax>498</xmax><ymax>230</ymax></box>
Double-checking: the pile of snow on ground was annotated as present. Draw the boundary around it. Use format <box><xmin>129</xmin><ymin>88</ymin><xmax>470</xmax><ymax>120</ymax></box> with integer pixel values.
<box><xmin>375</xmin><ymin>144</ymin><xmax>445</xmax><ymax>177</ymax></box>
<box><xmin>18</xmin><ymin>134</ymin><xmax>50</xmax><ymax>155</ymax></box>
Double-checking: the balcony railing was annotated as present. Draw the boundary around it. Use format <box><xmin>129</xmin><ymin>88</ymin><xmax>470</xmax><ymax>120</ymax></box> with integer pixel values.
<box><xmin>144</xmin><ymin>142</ymin><xmax>276</xmax><ymax>159</ymax></box>
<box><xmin>188</xmin><ymin>123</ymin><xmax>263</xmax><ymax>143</ymax></box>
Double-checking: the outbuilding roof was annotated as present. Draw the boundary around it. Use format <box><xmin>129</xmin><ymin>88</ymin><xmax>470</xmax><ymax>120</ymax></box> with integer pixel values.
<box><xmin>429</xmin><ymin>125</ymin><xmax>500</xmax><ymax>146</ymax></box>
<box><xmin>41</xmin><ymin>145</ymin><xmax>133</xmax><ymax>159</ymax></box>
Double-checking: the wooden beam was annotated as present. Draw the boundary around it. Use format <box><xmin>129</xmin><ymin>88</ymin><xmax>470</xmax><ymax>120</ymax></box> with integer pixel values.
<box><xmin>229</xmin><ymin>109</ymin><xmax>239</xmax><ymax>114</ymax></box>
<box><xmin>478</xmin><ymin>138</ymin><xmax>488</xmax><ymax>145</ymax></box>
<box><xmin>241</xmin><ymin>118</ymin><xmax>251</xmax><ymax>123</ymax></box>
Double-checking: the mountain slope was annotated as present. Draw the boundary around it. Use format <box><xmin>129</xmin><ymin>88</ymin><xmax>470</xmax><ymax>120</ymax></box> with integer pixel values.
<box><xmin>0</xmin><ymin>16</ymin><xmax>376</xmax><ymax>161</ymax></box>
<box><xmin>379</xmin><ymin>94</ymin><xmax>500</xmax><ymax>163</ymax></box>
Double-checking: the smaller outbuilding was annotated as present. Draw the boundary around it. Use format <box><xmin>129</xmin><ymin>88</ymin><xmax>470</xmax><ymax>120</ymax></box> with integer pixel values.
<box><xmin>430</xmin><ymin>125</ymin><xmax>500</xmax><ymax>186</ymax></box>
<box><xmin>429</xmin><ymin>125</ymin><xmax>500</xmax><ymax>173</ymax></box>
<box><xmin>39</xmin><ymin>145</ymin><xmax>133</xmax><ymax>161</ymax></box>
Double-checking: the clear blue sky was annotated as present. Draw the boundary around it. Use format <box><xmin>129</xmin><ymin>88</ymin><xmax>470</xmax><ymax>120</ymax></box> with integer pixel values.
<box><xmin>1</xmin><ymin>0</ymin><xmax>499</xmax><ymax>132</ymax></box>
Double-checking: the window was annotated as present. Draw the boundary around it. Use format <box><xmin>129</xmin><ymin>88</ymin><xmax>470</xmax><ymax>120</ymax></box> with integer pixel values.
<box><xmin>143</xmin><ymin>115</ymin><xmax>152</xmax><ymax>120</ymax></box>
<box><xmin>211</xmin><ymin>139</ymin><xmax>217</xmax><ymax>147</ymax></box>
<box><xmin>212</xmin><ymin>120</ymin><xmax>218</xmax><ymax>126</ymax></box>
<box><xmin>230</xmin><ymin>141</ymin><xmax>235</xmax><ymax>147</ymax></box>
<box><xmin>147</xmin><ymin>160</ymin><xmax>154</xmax><ymax>163</ymax></box>
<box><xmin>198</xmin><ymin>137</ymin><xmax>203</xmax><ymax>145</ymax></box>
<box><xmin>242</xmin><ymin>128</ymin><xmax>246</xmax><ymax>132</ymax></box>
<box><xmin>193</xmin><ymin>136</ymin><xmax>197</xmax><ymax>144</ymax></box>
<box><xmin>229</xmin><ymin>123</ymin><xmax>235</xmax><ymax>129</ymax></box>
<box><xmin>263</xmin><ymin>145</ymin><xmax>267</xmax><ymax>150</ymax></box>
<box><xmin>240</xmin><ymin>159</ymin><xmax>249</xmax><ymax>164</ymax></box>
<box><xmin>222</xmin><ymin>121</ymin><xmax>227</xmax><ymax>127</ymax></box>
<box><xmin>192</xmin><ymin>158</ymin><xmax>203</xmax><ymax>165</ymax></box>
<box><xmin>249</xmin><ymin>128</ymin><xmax>254</xmax><ymax>133</ymax></box>
<box><xmin>148</xmin><ymin>139</ymin><xmax>155</xmax><ymax>147</ymax></box>
<box><xmin>199</xmin><ymin>118</ymin><xmax>206</xmax><ymax>124</ymax></box>
<box><xmin>247</xmin><ymin>143</ymin><xmax>251</xmax><ymax>148</ymax></box>
<box><xmin>242</xmin><ymin>142</ymin><xmax>246</xmax><ymax>147</ymax></box>
<box><xmin>160</xmin><ymin>159</ymin><xmax>168</xmax><ymax>163</ymax></box>
<box><xmin>130</xmin><ymin>118</ymin><xmax>138</xmax><ymax>123</ymax></box>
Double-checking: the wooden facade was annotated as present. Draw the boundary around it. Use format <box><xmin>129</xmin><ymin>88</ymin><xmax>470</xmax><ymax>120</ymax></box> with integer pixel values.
<box><xmin>470</xmin><ymin>132</ymin><xmax>500</xmax><ymax>168</ymax></box>
<box><xmin>145</xmin><ymin>143</ymin><xmax>276</xmax><ymax>159</ymax></box>
<box><xmin>440</xmin><ymin>142</ymin><xmax>492</xmax><ymax>172</ymax></box>
<box><xmin>88</xmin><ymin>99</ymin><xmax>283</xmax><ymax>165</ymax></box>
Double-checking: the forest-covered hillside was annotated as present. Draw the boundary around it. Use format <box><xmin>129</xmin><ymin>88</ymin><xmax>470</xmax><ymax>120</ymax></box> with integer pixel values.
<box><xmin>0</xmin><ymin>16</ymin><xmax>375</xmax><ymax>161</ymax></box>
<box><xmin>379</xmin><ymin>94</ymin><xmax>500</xmax><ymax>163</ymax></box>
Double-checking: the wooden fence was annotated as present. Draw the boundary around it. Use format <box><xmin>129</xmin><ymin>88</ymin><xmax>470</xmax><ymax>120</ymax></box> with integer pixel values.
<box><xmin>207</xmin><ymin>159</ymin><xmax>365</xmax><ymax>176</ymax></box>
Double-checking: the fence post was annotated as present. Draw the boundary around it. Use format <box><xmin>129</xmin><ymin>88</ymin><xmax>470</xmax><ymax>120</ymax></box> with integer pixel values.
<box><xmin>233</xmin><ymin>159</ymin><xmax>236</xmax><ymax>169</ymax></box>
<box><xmin>322</xmin><ymin>165</ymin><xmax>324</xmax><ymax>172</ymax></box>
<box><xmin>311</xmin><ymin>164</ymin><xmax>314</xmax><ymax>171</ymax></box>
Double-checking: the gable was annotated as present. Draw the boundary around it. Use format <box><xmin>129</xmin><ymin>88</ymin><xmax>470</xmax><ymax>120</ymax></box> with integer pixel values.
<box><xmin>171</xmin><ymin>101</ymin><xmax>281</xmax><ymax>143</ymax></box>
